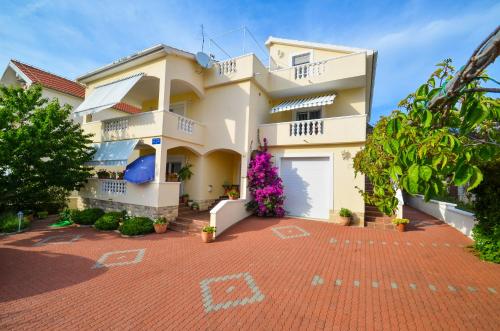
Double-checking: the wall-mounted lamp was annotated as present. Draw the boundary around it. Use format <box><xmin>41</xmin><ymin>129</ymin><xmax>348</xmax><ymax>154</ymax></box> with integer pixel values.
<box><xmin>208</xmin><ymin>185</ymin><xmax>213</xmax><ymax>193</ymax></box>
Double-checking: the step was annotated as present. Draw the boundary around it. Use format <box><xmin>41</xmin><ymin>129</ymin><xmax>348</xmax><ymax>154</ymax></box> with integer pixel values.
<box><xmin>169</xmin><ymin>221</ymin><xmax>207</xmax><ymax>235</ymax></box>
<box><xmin>175</xmin><ymin>217</ymin><xmax>210</xmax><ymax>226</ymax></box>
<box><xmin>366</xmin><ymin>222</ymin><xmax>396</xmax><ymax>230</ymax></box>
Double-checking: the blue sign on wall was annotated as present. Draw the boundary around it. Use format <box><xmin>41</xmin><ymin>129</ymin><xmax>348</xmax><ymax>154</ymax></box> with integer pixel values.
<box><xmin>152</xmin><ymin>138</ymin><xmax>161</xmax><ymax>145</ymax></box>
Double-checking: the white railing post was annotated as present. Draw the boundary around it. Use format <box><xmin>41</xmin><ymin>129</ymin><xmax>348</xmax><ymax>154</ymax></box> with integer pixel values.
<box><xmin>103</xmin><ymin>118</ymin><xmax>129</xmax><ymax>133</ymax></box>
<box><xmin>100</xmin><ymin>179</ymin><xmax>127</xmax><ymax>195</ymax></box>
<box><xmin>289</xmin><ymin>119</ymin><xmax>325</xmax><ymax>137</ymax></box>
<box><xmin>293</xmin><ymin>61</ymin><xmax>326</xmax><ymax>80</ymax></box>
<box><xmin>217</xmin><ymin>59</ymin><xmax>237</xmax><ymax>76</ymax></box>
<box><xmin>177</xmin><ymin>116</ymin><xmax>195</xmax><ymax>135</ymax></box>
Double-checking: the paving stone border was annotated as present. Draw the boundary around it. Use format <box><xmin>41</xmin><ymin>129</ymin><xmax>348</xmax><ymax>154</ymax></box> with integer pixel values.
<box><xmin>309</xmin><ymin>276</ymin><xmax>496</xmax><ymax>294</ymax></box>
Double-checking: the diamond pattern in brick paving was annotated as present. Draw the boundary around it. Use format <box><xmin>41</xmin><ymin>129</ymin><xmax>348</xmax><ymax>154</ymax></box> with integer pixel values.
<box><xmin>271</xmin><ymin>225</ymin><xmax>310</xmax><ymax>239</ymax></box>
<box><xmin>200</xmin><ymin>272</ymin><xmax>265</xmax><ymax>312</ymax></box>
<box><xmin>33</xmin><ymin>234</ymin><xmax>81</xmax><ymax>246</ymax></box>
<box><xmin>0</xmin><ymin>206</ymin><xmax>499</xmax><ymax>330</ymax></box>
<box><xmin>93</xmin><ymin>249</ymin><xmax>145</xmax><ymax>269</ymax></box>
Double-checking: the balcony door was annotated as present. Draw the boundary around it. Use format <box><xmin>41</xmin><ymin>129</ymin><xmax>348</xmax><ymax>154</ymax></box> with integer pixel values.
<box><xmin>295</xmin><ymin>108</ymin><xmax>321</xmax><ymax>121</ymax></box>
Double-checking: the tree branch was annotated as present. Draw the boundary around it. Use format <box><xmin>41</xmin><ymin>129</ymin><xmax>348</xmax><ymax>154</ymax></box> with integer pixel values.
<box><xmin>463</xmin><ymin>87</ymin><xmax>500</xmax><ymax>93</ymax></box>
<box><xmin>428</xmin><ymin>26</ymin><xmax>500</xmax><ymax>110</ymax></box>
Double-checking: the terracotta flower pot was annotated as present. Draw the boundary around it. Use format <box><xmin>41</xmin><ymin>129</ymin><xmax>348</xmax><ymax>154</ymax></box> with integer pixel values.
<box><xmin>201</xmin><ymin>231</ymin><xmax>214</xmax><ymax>243</ymax></box>
<box><xmin>228</xmin><ymin>196</ymin><xmax>237</xmax><ymax>200</ymax></box>
<box><xmin>154</xmin><ymin>223</ymin><xmax>168</xmax><ymax>234</ymax></box>
<box><xmin>397</xmin><ymin>223</ymin><xmax>405</xmax><ymax>232</ymax></box>
<box><xmin>339</xmin><ymin>216</ymin><xmax>351</xmax><ymax>226</ymax></box>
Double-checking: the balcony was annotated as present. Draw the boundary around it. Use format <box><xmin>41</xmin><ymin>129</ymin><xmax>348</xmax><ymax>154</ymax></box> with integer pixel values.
<box><xmin>80</xmin><ymin>178</ymin><xmax>180</xmax><ymax>208</ymax></box>
<box><xmin>82</xmin><ymin>110</ymin><xmax>206</xmax><ymax>146</ymax></box>
<box><xmin>204</xmin><ymin>54</ymin><xmax>268</xmax><ymax>88</ymax></box>
<box><xmin>268</xmin><ymin>52</ymin><xmax>367</xmax><ymax>98</ymax></box>
<box><xmin>258</xmin><ymin>114</ymin><xmax>367</xmax><ymax>146</ymax></box>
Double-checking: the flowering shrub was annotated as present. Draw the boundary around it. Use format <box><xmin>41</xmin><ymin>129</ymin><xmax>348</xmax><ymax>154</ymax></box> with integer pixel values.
<box><xmin>246</xmin><ymin>138</ymin><xmax>285</xmax><ymax>217</ymax></box>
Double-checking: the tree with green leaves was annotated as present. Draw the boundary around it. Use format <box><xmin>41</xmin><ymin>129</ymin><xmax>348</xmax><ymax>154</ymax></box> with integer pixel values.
<box><xmin>354</xmin><ymin>27</ymin><xmax>499</xmax><ymax>215</ymax></box>
<box><xmin>0</xmin><ymin>84</ymin><xmax>95</xmax><ymax>212</ymax></box>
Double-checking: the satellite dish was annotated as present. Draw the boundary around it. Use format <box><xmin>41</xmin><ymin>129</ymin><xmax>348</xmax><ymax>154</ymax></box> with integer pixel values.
<box><xmin>196</xmin><ymin>52</ymin><xmax>213</xmax><ymax>69</ymax></box>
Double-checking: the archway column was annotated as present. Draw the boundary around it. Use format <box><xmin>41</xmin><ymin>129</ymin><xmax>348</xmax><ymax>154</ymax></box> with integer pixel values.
<box><xmin>239</xmin><ymin>154</ymin><xmax>249</xmax><ymax>200</ymax></box>
<box><xmin>154</xmin><ymin>137</ymin><xmax>168</xmax><ymax>183</ymax></box>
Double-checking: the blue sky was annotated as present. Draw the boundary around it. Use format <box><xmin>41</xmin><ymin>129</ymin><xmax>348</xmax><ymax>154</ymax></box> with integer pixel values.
<box><xmin>1</xmin><ymin>0</ymin><xmax>498</xmax><ymax>123</ymax></box>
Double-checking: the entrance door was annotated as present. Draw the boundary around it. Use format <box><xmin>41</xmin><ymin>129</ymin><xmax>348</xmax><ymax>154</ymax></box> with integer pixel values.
<box><xmin>280</xmin><ymin>157</ymin><xmax>330</xmax><ymax>219</ymax></box>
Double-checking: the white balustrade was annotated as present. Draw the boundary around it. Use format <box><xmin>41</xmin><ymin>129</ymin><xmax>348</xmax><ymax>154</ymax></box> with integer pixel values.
<box><xmin>217</xmin><ymin>59</ymin><xmax>237</xmax><ymax>76</ymax></box>
<box><xmin>177</xmin><ymin>116</ymin><xmax>195</xmax><ymax>135</ymax></box>
<box><xmin>289</xmin><ymin>119</ymin><xmax>324</xmax><ymax>137</ymax></box>
<box><xmin>103</xmin><ymin>118</ymin><xmax>129</xmax><ymax>132</ymax></box>
<box><xmin>101</xmin><ymin>179</ymin><xmax>127</xmax><ymax>195</ymax></box>
<box><xmin>294</xmin><ymin>61</ymin><xmax>326</xmax><ymax>80</ymax></box>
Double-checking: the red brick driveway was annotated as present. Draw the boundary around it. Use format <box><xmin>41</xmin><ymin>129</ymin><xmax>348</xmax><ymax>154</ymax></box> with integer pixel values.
<box><xmin>1</xmin><ymin>207</ymin><xmax>499</xmax><ymax>330</ymax></box>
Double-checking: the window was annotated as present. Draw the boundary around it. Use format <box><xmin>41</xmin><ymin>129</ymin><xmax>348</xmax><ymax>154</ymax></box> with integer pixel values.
<box><xmin>295</xmin><ymin>109</ymin><xmax>321</xmax><ymax>121</ymax></box>
<box><xmin>169</xmin><ymin>102</ymin><xmax>186</xmax><ymax>116</ymax></box>
<box><xmin>291</xmin><ymin>53</ymin><xmax>311</xmax><ymax>66</ymax></box>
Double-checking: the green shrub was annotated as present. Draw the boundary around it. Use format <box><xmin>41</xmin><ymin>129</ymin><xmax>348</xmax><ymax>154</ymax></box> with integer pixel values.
<box><xmin>0</xmin><ymin>213</ymin><xmax>30</xmax><ymax>233</ymax></box>
<box><xmin>72</xmin><ymin>208</ymin><xmax>104</xmax><ymax>225</ymax></box>
<box><xmin>392</xmin><ymin>218</ymin><xmax>410</xmax><ymax>225</ymax></box>
<box><xmin>95</xmin><ymin>213</ymin><xmax>122</xmax><ymax>231</ymax></box>
<box><xmin>472</xmin><ymin>160</ymin><xmax>499</xmax><ymax>263</ymax></box>
<box><xmin>119</xmin><ymin>217</ymin><xmax>154</xmax><ymax>236</ymax></box>
<box><xmin>37</xmin><ymin>211</ymin><xmax>49</xmax><ymax>219</ymax></box>
<box><xmin>339</xmin><ymin>208</ymin><xmax>352</xmax><ymax>217</ymax></box>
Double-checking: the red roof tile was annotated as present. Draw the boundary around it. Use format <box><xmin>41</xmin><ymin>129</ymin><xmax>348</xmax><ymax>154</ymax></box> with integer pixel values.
<box><xmin>11</xmin><ymin>60</ymin><xmax>85</xmax><ymax>98</ymax></box>
<box><xmin>10</xmin><ymin>60</ymin><xmax>141</xmax><ymax>114</ymax></box>
<box><xmin>113</xmin><ymin>102</ymin><xmax>142</xmax><ymax>114</ymax></box>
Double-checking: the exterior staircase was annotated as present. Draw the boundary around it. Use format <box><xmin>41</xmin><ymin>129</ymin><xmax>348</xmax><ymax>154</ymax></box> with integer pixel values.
<box><xmin>169</xmin><ymin>196</ymin><xmax>228</xmax><ymax>235</ymax></box>
<box><xmin>169</xmin><ymin>204</ymin><xmax>210</xmax><ymax>235</ymax></box>
<box><xmin>364</xmin><ymin>179</ymin><xmax>396</xmax><ymax>230</ymax></box>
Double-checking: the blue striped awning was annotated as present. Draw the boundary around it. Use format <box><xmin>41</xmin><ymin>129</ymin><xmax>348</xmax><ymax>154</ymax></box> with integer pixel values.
<box><xmin>87</xmin><ymin>139</ymin><xmax>139</xmax><ymax>166</ymax></box>
<box><xmin>270</xmin><ymin>94</ymin><xmax>336</xmax><ymax>113</ymax></box>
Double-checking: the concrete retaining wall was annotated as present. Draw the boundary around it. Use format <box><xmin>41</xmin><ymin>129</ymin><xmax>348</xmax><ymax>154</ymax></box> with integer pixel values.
<box><xmin>405</xmin><ymin>195</ymin><xmax>476</xmax><ymax>238</ymax></box>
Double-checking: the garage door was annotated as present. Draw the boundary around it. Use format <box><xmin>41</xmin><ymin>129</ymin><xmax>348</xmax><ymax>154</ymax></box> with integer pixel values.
<box><xmin>280</xmin><ymin>157</ymin><xmax>330</xmax><ymax>219</ymax></box>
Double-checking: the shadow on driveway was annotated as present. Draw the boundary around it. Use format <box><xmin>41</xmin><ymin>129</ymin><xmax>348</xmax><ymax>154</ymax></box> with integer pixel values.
<box><xmin>0</xmin><ymin>247</ymin><xmax>106</xmax><ymax>302</ymax></box>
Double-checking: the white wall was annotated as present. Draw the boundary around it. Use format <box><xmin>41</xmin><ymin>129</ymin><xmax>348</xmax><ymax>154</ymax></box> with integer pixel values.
<box><xmin>210</xmin><ymin>199</ymin><xmax>251</xmax><ymax>237</ymax></box>
<box><xmin>405</xmin><ymin>195</ymin><xmax>476</xmax><ymax>238</ymax></box>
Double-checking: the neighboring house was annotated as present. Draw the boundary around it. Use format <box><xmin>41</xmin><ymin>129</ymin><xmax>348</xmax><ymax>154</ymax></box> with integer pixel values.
<box><xmin>75</xmin><ymin>37</ymin><xmax>377</xmax><ymax>234</ymax></box>
<box><xmin>0</xmin><ymin>60</ymin><xmax>142</xmax><ymax>123</ymax></box>
<box><xmin>0</xmin><ymin>60</ymin><xmax>147</xmax><ymax>209</ymax></box>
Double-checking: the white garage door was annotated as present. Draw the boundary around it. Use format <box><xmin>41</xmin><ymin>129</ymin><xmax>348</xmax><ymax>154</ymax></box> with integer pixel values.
<box><xmin>280</xmin><ymin>157</ymin><xmax>330</xmax><ymax>220</ymax></box>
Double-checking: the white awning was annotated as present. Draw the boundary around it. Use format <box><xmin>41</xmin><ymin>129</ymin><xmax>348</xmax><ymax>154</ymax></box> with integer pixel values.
<box><xmin>270</xmin><ymin>94</ymin><xmax>336</xmax><ymax>113</ymax></box>
<box><xmin>75</xmin><ymin>73</ymin><xmax>144</xmax><ymax>116</ymax></box>
<box><xmin>87</xmin><ymin>139</ymin><xmax>140</xmax><ymax>166</ymax></box>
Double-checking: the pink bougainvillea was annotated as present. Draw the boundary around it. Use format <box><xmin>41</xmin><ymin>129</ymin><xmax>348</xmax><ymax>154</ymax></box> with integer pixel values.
<box><xmin>246</xmin><ymin>138</ymin><xmax>285</xmax><ymax>217</ymax></box>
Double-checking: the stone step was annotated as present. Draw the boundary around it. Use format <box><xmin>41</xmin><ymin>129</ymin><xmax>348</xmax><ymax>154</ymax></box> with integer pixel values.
<box><xmin>169</xmin><ymin>220</ymin><xmax>207</xmax><ymax>235</ymax></box>
<box><xmin>175</xmin><ymin>216</ymin><xmax>210</xmax><ymax>226</ymax></box>
<box><xmin>366</xmin><ymin>222</ymin><xmax>396</xmax><ymax>230</ymax></box>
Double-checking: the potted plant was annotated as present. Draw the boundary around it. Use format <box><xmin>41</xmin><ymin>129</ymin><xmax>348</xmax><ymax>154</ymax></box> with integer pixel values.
<box><xmin>339</xmin><ymin>208</ymin><xmax>352</xmax><ymax>226</ymax></box>
<box><xmin>227</xmin><ymin>188</ymin><xmax>239</xmax><ymax>200</ymax></box>
<box><xmin>187</xmin><ymin>199</ymin><xmax>194</xmax><ymax>207</ymax></box>
<box><xmin>392</xmin><ymin>218</ymin><xmax>410</xmax><ymax>232</ymax></box>
<box><xmin>168</xmin><ymin>172</ymin><xmax>179</xmax><ymax>182</ymax></box>
<box><xmin>222</xmin><ymin>183</ymin><xmax>232</xmax><ymax>195</ymax></box>
<box><xmin>117</xmin><ymin>171</ymin><xmax>125</xmax><ymax>180</ymax></box>
<box><xmin>97</xmin><ymin>169</ymin><xmax>109</xmax><ymax>179</ymax></box>
<box><xmin>178</xmin><ymin>163</ymin><xmax>193</xmax><ymax>182</ymax></box>
<box><xmin>180</xmin><ymin>194</ymin><xmax>189</xmax><ymax>205</ymax></box>
<box><xmin>153</xmin><ymin>217</ymin><xmax>169</xmax><ymax>234</ymax></box>
<box><xmin>201</xmin><ymin>225</ymin><xmax>216</xmax><ymax>243</ymax></box>
<box><xmin>191</xmin><ymin>202</ymin><xmax>200</xmax><ymax>211</ymax></box>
